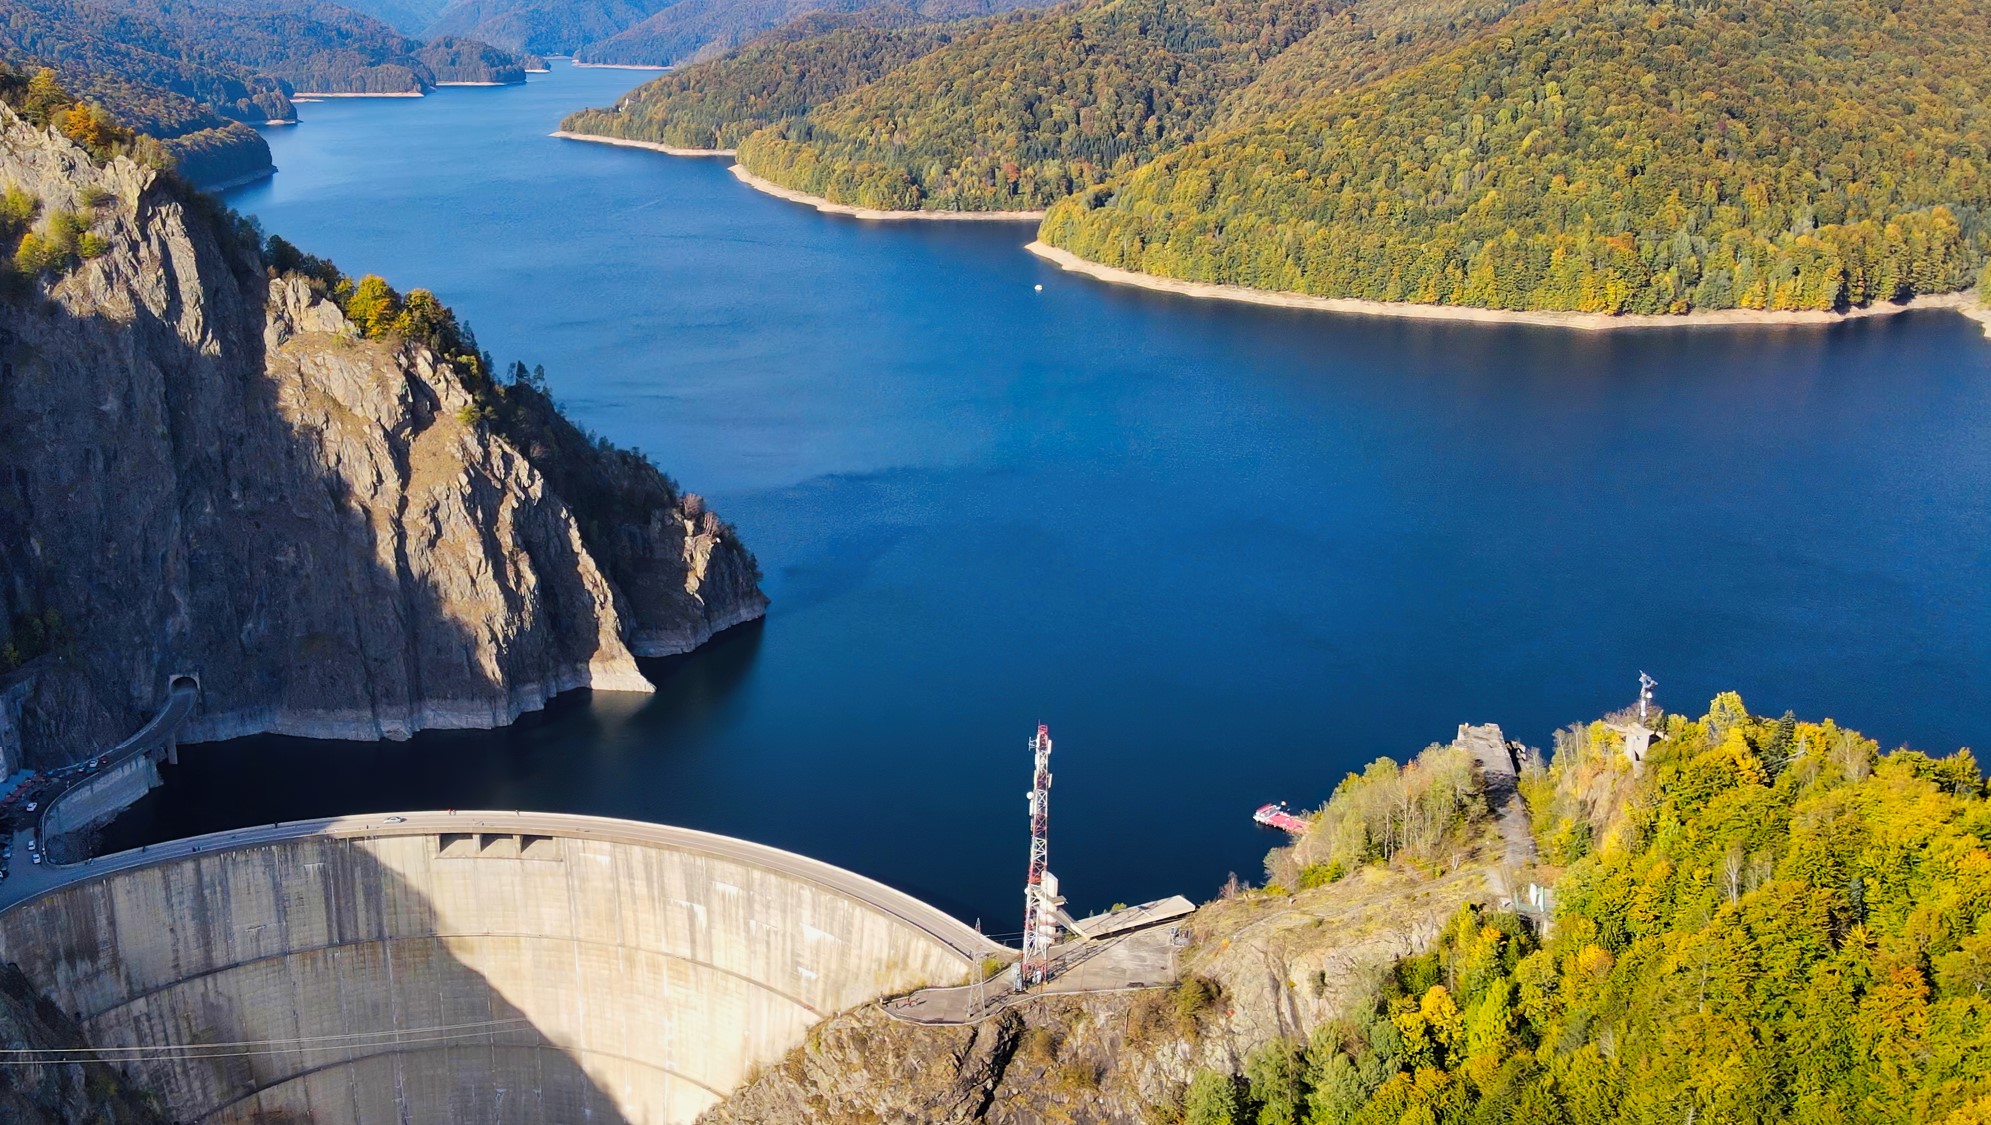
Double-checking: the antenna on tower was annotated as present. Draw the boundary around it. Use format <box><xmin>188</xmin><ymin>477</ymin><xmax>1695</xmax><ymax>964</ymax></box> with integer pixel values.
<box><xmin>1638</xmin><ymin>672</ymin><xmax>1657</xmax><ymax>723</ymax></box>
<box><xmin>1018</xmin><ymin>723</ymin><xmax>1066</xmax><ymax>990</ymax></box>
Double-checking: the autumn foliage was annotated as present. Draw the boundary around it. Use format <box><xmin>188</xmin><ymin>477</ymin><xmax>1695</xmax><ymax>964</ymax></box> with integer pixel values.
<box><xmin>1187</xmin><ymin>695</ymin><xmax>1991</xmax><ymax>1124</ymax></box>
<box><xmin>1045</xmin><ymin>0</ymin><xmax>1991</xmax><ymax>313</ymax></box>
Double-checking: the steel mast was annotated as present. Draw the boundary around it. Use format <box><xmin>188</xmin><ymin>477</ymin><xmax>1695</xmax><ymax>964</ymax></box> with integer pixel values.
<box><xmin>1019</xmin><ymin>723</ymin><xmax>1063</xmax><ymax>988</ymax></box>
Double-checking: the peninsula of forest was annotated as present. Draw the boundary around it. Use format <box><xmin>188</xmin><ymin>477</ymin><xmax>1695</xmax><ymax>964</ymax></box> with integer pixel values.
<box><xmin>565</xmin><ymin>0</ymin><xmax>1991</xmax><ymax>323</ymax></box>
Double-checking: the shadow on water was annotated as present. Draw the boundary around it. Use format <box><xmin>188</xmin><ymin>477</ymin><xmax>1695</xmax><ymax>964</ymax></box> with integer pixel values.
<box><xmin>98</xmin><ymin>620</ymin><xmax>769</xmax><ymax>853</ymax></box>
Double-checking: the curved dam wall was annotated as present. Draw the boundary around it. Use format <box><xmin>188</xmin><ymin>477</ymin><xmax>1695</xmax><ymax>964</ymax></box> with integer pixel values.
<box><xmin>0</xmin><ymin>812</ymin><xmax>994</xmax><ymax>1124</ymax></box>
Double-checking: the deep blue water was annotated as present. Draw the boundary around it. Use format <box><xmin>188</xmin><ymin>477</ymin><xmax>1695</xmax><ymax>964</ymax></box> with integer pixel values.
<box><xmin>104</xmin><ymin>63</ymin><xmax>1991</xmax><ymax>932</ymax></box>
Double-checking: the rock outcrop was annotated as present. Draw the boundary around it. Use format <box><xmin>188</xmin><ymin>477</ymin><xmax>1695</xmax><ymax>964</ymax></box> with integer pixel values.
<box><xmin>702</xmin><ymin>861</ymin><xmax>1497</xmax><ymax>1124</ymax></box>
<box><xmin>0</xmin><ymin>963</ymin><xmax>167</xmax><ymax>1125</ymax></box>
<box><xmin>0</xmin><ymin>107</ymin><xmax>766</xmax><ymax>765</ymax></box>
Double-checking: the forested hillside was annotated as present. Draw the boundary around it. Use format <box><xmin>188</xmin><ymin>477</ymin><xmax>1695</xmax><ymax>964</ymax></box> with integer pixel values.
<box><xmin>567</xmin><ymin>0</ymin><xmax>1508</xmax><ymax>211</ymax></box>
<box><xmin>415</xmin><ymin>33</ymin><xmax>539</xmax><ymax>81</ymax></box>
<box><xmin>732</xmin><ymin>0</ymin><xmax>1339</xmax><ymax>211</ymax></box>
<box><xmin>0</xmin><ymin>0</ymin><xmax>281</xmax><ymax>184</ymax></box>
<box><xmin>423</xmin><ymin>0</ymin><xmax>672</xmax><ymax>55</ymax></box>
<box><xmin>572</xmin><ymin>0</ymin><xmax>1052</xmax><ymax>66</ymax></box>
<box><xmin>1</xmin><ymin>0</ymin><xmax>535</xmax><ymax>184</ymax></box>
<box><xmin>562</xmin><ymin>7</ymin><xmax>960</xmax><ymax>149</ymax></box>
<box><xmin>81</xmin><ymin>0</ymin><xmax>534</xmax><ymax>91</ymax></box>
<box><xmin>567</xmin><ymin>0</ymin><xmax>1991</xmax><ymax>313</ymax></box>
<box><xmin>1172</xmin><ymin>695</ymin><xmax>1991</xmax><ymax>1124</ymax></box>
<box><xmin>423</xmin><ymin>0</ymin><xmax>1044</xmax><ymax>65</ymax></box>
<box><xmin>333</xmin><ymin>0</ymin><xmax>447</xmax><ymax>32</ymax></box>
<box><xmin>0</xmin><ymin>0</ymin><xmax>291</xmax><ymax>119</ymax></box>
<box><xmin>1207</xmin><ymin>0</ymin><xmax>1524</xmax><ymax>130</ymax></box>
<box><xmin>1044</xmin><ymin>0</ymin><xmax>1991</xmax><ymax>313</ymax></box>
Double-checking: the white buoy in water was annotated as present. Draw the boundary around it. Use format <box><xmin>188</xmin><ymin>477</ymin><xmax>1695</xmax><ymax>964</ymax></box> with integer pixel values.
<box><xmin>1034</xmin><ymin>284</ymin><xmax>1043</xmax><ymax>292</ymax></box>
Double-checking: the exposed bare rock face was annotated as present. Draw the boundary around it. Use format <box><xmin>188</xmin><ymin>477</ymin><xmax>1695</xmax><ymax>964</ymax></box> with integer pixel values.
<box><xmin>0</xmin><ymin>963</ymin><xmax>167</xmax><ymax>1124</ymax></box>
<box><xmin>0</xmin><ymin>107</ymin><xmax>766</xmax><ymax>765</ymax></box>
<box><xmin>702</xmin><ymin>862</ymin><xmax>1496</xmax><ymax>1124</ymax></box>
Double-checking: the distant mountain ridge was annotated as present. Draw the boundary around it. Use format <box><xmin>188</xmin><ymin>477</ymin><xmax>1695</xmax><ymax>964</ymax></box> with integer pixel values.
<box><xmin>81</xmin><ymin>0</ymin><xmax>539</xmax><ymax>91</ymax></box>
<box><xmin>412</xmin><ymin>0</ymin><xmax>1049</xmax><ymax>66</ymax></box>
<box><xmin>571</xmin><ymin>0</ymin><xmax>1053</xmax><ymax>66</ymax></box>
<box><xmin>421</xmin><ymin>0</ymin><xmax>671</xmax><ymax>56</ymax></box>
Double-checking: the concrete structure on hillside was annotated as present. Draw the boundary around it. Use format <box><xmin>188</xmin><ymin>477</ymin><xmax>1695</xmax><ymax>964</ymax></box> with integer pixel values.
<box><xmin>0</xmin><ymin>811</ymin><xmax>1000</xmax><ymax>1124</ymax></box>
<box><xmin>1456</xmin><ymin>723</ymin><xmax>1538</xmax><ymax>883</ymax></box>
<box><xmin>883</xmin><ymin>894</ymin><xmax>1197</xmax><ymax>1026</ymax></box>
<box><xmin>1610</xmin><ymin>722</ymin><xmax>1659</xmax><ymax>774</ymax></box>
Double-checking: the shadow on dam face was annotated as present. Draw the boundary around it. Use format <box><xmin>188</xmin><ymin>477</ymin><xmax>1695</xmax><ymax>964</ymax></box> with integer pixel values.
<box><xmin>0</xmin><ymin>814</ymin><xmax>991</xmax><ymax>1123</ymax></box>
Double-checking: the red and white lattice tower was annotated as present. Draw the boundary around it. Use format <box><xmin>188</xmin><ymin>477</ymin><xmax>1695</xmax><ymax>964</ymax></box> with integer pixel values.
<box><xmin>1019</xmin><ymin>723</ymin><xmax>1064</xmax><ymax>988</ymax></box>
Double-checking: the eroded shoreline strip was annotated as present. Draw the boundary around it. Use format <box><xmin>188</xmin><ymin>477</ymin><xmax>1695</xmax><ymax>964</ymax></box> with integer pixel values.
<box><xmin>728</xmin><ymin>165</ymin><xmax>1046</xmax><ymax>222</ymax></box>
<box><xmin>1027</xmin><ymin>241</ymin><xmax>1991</xmax><ymax>335</ymax></box>
<box><xmin>541</xmin><ymin>129</ymin><xmax>1991</xmax><ymax>331</ymax></box>
<box><xmin>549</xmin><ymin>130</ymin><xmax>735</xmax><ymax>157</ymax></box>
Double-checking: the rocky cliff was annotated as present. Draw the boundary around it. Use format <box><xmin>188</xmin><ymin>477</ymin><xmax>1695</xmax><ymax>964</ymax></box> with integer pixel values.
<box><xmin>0</xmin><ymin>106</ymin><xmax>765</xmax><ymax>766</ymax></box>
<box><xmin>0</xmin><ymin>963</ymin><xmax>167</xmax><ymax>1124</ymax></box>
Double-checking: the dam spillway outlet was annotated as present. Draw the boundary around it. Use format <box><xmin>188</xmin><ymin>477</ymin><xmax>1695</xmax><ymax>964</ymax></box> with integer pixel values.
<box><xmin>0</xmin><ymin>813</ymin><xmax>996</xmax><ymax>1123</ymax></box>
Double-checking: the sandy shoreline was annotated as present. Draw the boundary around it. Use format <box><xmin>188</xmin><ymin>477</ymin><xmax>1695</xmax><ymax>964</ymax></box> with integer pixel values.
<box><xmin>574</xmin><ymin>62</ymin><xmax>670</xmax><ymax>70</ymax></box>
<box><xmin>729</xmin><ymin>165</ymin><xmax>1046</xmax><ymax>222</ymax></box>
<box><xmin>436</xmin><ymin>81</ymin><xmax>509</xmax><ymax>87</ymax></box>
<box><xmin>549</xmin><ymin>130</ymin><xmax>734</xmax><ymax>157</ymax></box>
<box><xmin>292</xmin><ymin>90</ymin><xmax>424</xmax><ymax>98</ymax></box>
<box><xmin>1028</xmin><ymin>242</ymin><xmax>1990</xmax><ymax>334</ymax></box>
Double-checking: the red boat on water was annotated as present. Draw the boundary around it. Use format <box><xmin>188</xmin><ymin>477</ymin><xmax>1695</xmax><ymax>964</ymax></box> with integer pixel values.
<box><xmin>1254</xmin><ymin>802</ymin><xmax>1309</xmax><ymax>834</ymax></box>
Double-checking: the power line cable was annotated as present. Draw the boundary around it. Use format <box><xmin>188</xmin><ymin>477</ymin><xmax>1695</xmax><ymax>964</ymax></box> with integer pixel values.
<box><xmin>0</xmin><ymin>1017</ymin><xmax>536</xmax><ymax>1063</ymax></box>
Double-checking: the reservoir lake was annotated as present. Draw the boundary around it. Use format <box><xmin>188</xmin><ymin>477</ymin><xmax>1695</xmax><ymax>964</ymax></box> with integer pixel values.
<box><xmin>104</xmin><ymin>63</ymin><xmax>1991</xmax><ymax>931</ymax></box>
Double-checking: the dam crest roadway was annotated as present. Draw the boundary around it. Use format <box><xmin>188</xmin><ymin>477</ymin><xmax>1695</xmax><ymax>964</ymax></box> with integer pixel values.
<box><xmin>0</xmin><ymin>810</ymin><xmax>1002</xmax><ymax>1124</ymax></box>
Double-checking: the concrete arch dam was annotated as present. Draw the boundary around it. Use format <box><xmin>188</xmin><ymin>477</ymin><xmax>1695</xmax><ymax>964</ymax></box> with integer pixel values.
<box><xmin>0</xmin><ymin>812</ymin><xmax>998</xmax><ymax>1123</ymax></box>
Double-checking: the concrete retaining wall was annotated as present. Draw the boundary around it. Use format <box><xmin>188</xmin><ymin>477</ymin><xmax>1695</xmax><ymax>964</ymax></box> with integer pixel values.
<box><xmin>38</xmin><ymin>755</ymin><xmax>159</xmax><ymax>839</ymax></box>
<box><xmin>0</xmin><ymin>815</ymin><xmax>989</xmax><ymax>1123</ymax></box>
